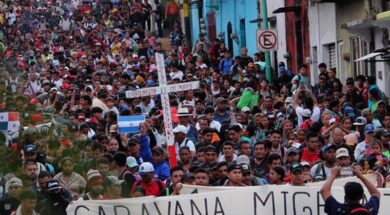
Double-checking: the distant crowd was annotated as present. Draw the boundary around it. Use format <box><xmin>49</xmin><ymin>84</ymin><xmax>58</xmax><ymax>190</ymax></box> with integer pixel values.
<box><xmin>0</xmin><ymin>1</ymin><xmax>389</xmax><ymax>215</ymax></box>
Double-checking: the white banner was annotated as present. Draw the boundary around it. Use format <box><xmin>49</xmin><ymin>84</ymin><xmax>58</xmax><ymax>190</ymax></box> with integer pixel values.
<box><xmin>125</xmin><ymin>81</ymin><xmax>200</xmax><ymax>98</ymax></box>
<box><xmin>67</xmin><ymin>185</ymin><xmax>390</xmax><ymax>215</ymax></box>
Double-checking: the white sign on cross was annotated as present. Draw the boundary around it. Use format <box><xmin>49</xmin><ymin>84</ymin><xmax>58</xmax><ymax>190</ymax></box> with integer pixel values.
<box><xmin>125</xmin><ymin>53</ymin><xmax>200</xmax><ymax>147</ymax></box>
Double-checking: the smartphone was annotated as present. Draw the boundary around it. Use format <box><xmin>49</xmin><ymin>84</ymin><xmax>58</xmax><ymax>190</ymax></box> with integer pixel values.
<box><xmin>340</xmin><ymin>167</ymin><xmax>353</xmax><ymax>177</ymax></box>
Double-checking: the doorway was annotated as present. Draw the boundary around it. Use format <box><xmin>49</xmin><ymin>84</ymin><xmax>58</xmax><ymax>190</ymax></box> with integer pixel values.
<box><xmin>227</xmin><ymin>22</ymin><xmax>234</xmax><ymax>54</ymax></box>
<box><xmin>207</xmin><ymin>11</ymin><xmax>217</xmax><ymax>44</ymax></box>
<box><xmin>240</xmin><ymin>19</ymin><xmax>246</xmax><ymax>48</ymax></box>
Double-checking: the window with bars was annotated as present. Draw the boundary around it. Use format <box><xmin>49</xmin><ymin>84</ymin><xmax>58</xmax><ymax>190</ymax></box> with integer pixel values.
<box><xmin>350</xmin><ymin>36</ymin><xmax>369</xmax><ymax>77</ymax></box>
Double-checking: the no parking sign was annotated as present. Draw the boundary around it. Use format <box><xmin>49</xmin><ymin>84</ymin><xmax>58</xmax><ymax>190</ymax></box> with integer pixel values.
<box><xmin>257</xmin><ymin>29</ymin><xmax>278</xmax><ymax>51</ymax></box>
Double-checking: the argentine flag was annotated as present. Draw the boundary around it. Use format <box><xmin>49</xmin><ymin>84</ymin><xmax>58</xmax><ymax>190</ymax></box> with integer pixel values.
<box><xmin>0</xmin><ymin>112</ymin><xmax>20</xmax><ymax>131</ymax></box>
<box><xmin>118</xmin><ymin>115</ymin><xmax>145</xmax><ymax>134</ymax></box>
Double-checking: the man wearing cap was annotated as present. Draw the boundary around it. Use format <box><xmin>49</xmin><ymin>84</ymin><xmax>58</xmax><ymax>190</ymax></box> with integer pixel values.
<box><xmin>223</xmin><ymin>164</ymin><xmax>245</xmax><ymax>186</ymax></box>
<box><xmin>23</xmin><ymin>144</ymin><xmax>47</xmax><ymax>174</ymax></box>
<box><xmin>240</xmin><ymin>163</ymin><xmax>264</xmax><ymax>186</ymax></box>
<box><xmin>79</xmin><ymin>170</ymin><xmax>104</xmax><ymax>201</ymax></box>
<box><xmin>354</xmin><ymin>124</ymin><xmax>375</xmax><ymax>162</ymax></box>
<box><xmin>200</xmin><ymin>145</ymin><xmax>218</xmax><ymax>169</ymax></box>
<box><xmin>353</xmin><ymin>116</ymin><xmax>367</xmax><ymax>142</ymax></box>
<box><xmin>176</xmin><ymin>107</ymin><xmax>198</xmax><ymax>144</ymax></box>
<box><xmin>152</xmin><ymin>147</ymin><xmax>170</xmax><ymax>181</ymax></box>
<box><xmin>285</xmin><ymin>147</ymin><xmax>300</xmax><ymax>169</ymax></box>
<box><xmin>310</xmin><ymin>144</ymin><xmax>337</xmax><ymax>181</ymax></box>
<box><xmin>173</xmin><ymin>125</ymin><xmax>196</xmax><ymax>159</ymax></box>
<box><xmin>289</xmin><ymin>163</ymin><xmax>306</xmax><ymax>186</ymax></box>
<box><xmin>335</xmin><ymin>148</ymin><xmax>353</xmax><ymax>176</ymax></box>
<box><xmin>0</xmin><ymin>178</ymin><xmax>23</xmax><ymax>215</ymax></box>
<box><xmin>131</xmin><ymin>162</ymin><xmax>166</xmax><ymax>197</ymax></box>
<box><xmin>120</xmin><ymin>156</ymin><xmax>140</xmax><ymax>198</ymax></box>
<box><xmin>103</xmin><ymin>176</ymin><xmax>123</xmax><ymax>200</ymax></box>
<box><xmin>38</xmin><ymin>179</ymin><xmax>72</xmax><ymax>215</ymax></box>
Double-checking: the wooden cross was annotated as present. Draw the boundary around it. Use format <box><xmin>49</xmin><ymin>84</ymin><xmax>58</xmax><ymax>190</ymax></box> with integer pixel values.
<box><xmin>126</xmin><ymin>53</ymin><xmax>199</xmax><ymax>166</ymax></box>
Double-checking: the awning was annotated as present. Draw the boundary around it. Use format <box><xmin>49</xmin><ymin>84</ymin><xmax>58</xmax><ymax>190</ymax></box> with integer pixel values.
<box><xmin>354</xmin><ymin>53</ymin><xmax>381</xmax><ymax>62</ymax></box>
<box><xmin>354</xmin><ymin>48</ymin><xmax>390</xmax><ymax>62</ymax></box>
<box><xmin>273</xmin><ymin>6</ymin><xmax>300</xmax><ymax>14</ymax></box>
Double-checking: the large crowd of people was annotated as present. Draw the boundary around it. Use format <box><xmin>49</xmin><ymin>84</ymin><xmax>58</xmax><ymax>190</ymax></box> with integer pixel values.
<box><xmin>0</xmin><ymin>0</ymin><xmax>389</xmax><ymax>215</ymax></box>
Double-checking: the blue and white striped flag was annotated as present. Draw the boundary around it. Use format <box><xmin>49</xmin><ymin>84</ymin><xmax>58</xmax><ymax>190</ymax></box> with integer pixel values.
<box><xmin>118</xmin><ymin>115</ymin><xmax>146</xmax><ymax>133</ymax></box>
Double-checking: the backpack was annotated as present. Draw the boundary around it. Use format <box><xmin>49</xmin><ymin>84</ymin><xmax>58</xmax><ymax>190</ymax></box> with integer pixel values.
<box><xmin>340</xmin><ymin>205</ymin><xmax>372</xmax><ymax>215</ymax></box>
<box><xmin>313</xmin><ymin>162</ymin><xmax>327</xmax><ymax>182</ymax></box>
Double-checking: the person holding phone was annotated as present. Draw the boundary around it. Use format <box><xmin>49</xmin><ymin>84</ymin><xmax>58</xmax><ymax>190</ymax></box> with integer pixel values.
<box><xmin>320</xmin><ymin>167</ymin><xmax>381</xmax><ymax>215</ymax></box>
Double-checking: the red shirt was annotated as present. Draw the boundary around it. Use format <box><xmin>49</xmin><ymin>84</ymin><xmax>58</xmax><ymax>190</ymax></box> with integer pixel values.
<box><xmin>300</xmin><ymin>147</ymin><xmax>320</xmax><ymax>166</ymax></box>
<box><xmin>131</xmin><ymin>179</ymin><xmax>166</xmax><ymax>197</ymax></box>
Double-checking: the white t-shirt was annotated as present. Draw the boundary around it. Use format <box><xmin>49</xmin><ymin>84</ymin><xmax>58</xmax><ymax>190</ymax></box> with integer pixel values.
<box><xmin>195</xmin><ymin>120</ymin><xmax>221</xmax><ymax>132</ymax></box>
<box><xmin>310</xmin><ymin>162</ymin><xmax>333</xmax><ymax>179</ymax></box>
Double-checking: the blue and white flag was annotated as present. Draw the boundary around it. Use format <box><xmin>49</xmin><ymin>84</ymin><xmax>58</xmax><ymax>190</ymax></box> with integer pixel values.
<box><xmin>118</xmin><ymin>115</ymin><xmax>145</xmax><ymax>133</ymax></box>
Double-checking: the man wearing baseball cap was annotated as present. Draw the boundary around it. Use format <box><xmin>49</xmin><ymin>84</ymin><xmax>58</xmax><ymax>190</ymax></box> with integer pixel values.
<box><xmin>336</xmin><ymin>148</ymin><xmax>351</xmax><ymax>168</ymax></box>
<box><xmin>130</xmin><ymin>162</ymin><xmax>166</xmax><ymax>197</ymax></box>
<box><xmin>354</xmin><ymin>124</ymin><xmax>375</xmax><ymax>162</ymax></box>
<box><xmin>173</xmin><ymin>125</ymin><xmax>196</xmax><ymax>159</ymax></box>
<box><xmin>79</xmin><ymin>170</ymin><xmax>104</xmax><ymax>200</ymax></box>
<box><xmin>0</xmin><ymin>177</ymin><xmax>23</xmax><ymax>215</ymax></box>
<box><xmin>223</xmin><ymin>164</ymin><xmax>245</xmax><ymax>186</ymax></box>
<box><xmin>289</xmin><ymin>163</ymin><xmax>306</xmax><ymax>186</ymax></box>
<box><xmin>120</xmin><ymin>156</ymin><xmax>141</xmax><ymax>198</ymax></box>
<box><xmin>310</xmin><ymin>144</ymin><xmax>337</xmax><ymax>182</ymax></box>
<box><xmin>38</xmin><ymin>180</ymin><xmax>72</xmax><ymax>215</ymax></box>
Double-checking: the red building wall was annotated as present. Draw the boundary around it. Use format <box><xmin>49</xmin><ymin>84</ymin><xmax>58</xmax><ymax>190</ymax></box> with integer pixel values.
<box><xmin>284</xmin><ymin>0</ymin><xmax>311</xmax><ymax>78</ymax></box>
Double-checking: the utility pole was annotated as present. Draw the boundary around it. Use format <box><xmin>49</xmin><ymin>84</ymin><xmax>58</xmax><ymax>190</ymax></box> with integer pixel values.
<box><xmin>261</xmin><ymin>0</ymin><xmax>272</xmax><ymax>83</ymax></box>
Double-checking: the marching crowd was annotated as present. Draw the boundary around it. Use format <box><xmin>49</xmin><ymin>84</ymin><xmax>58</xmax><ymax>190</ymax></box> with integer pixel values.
<box><xmin>0</xmin><ymin>0</ymin><xmax>389</xmax><ymax>215</ymax></box>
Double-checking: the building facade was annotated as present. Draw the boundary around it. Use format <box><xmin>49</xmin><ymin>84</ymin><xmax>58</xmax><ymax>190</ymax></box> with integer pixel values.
<box><xmin>189</xmin><ymin>0</ymin><xmax>259</xmax><ymax>56</ymax></box>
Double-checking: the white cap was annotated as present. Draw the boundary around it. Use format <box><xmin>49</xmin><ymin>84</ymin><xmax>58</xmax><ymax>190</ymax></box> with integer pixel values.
<box><xmin>336</xmin><ymin>148</ymin><xmax>350</xmax><ymax>159</ymax></box>
<box><xmin>126</xmin><ymin>156</ymin><xmax>138</xmax><ymax>168</ymax></box>
<box><xmin>302</xmin><ymin>109</ymin><xmax>312</xmax><ymax>118</ymax></box>
<box><xmin>173</xmin><ymin>125</ymin><xmax>188</xmax><ymax>134</ymax></box>
<box><xmin>139</xmin><ymin>162</ymin><xmax>154</xmax><ymax>174</ymax></box>
<box><xmin>241</xmin><ymin>107</ymin><xmax>251</xmax><ymax>113</ymax></box>
<box><xmin>285</xmin><ymin>97</ymin><xmax>293</xmax><ymax>104</ymax></box>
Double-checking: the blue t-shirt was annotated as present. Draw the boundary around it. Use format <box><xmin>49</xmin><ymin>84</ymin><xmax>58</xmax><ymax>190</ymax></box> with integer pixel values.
<box><xmin>324</xmin><ymin>195</ymin><xmax>380</xmax><ymax>215</ymax></box>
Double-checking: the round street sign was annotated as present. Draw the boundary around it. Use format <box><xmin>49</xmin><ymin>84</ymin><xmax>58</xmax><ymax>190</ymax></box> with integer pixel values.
<box><xmin>257</xmin><ymin>29</ymin><xmax>278</xmax><ymax>51</ymax></box>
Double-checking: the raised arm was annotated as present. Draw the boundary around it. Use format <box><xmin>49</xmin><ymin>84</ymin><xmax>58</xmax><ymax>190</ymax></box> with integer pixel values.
<box><xmin>353</xmin><ymin>166</ymin><xmax>381</xmax><ymax>198</ymax></box>
<box><xmin>320</xmin><ymin>167</ymin><xmax>339</xmax><ymax>201</ymax></box>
